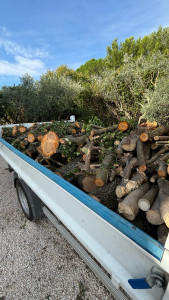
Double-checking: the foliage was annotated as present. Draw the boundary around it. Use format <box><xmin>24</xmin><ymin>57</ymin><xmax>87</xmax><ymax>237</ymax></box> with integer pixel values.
<box><xmin>76</xmin><ymin>58</ymin><xmax>105</xmax><ymax>76</ymax></box>
<box><xmin>141</xmin><ymin>77</ymin><xmax>169</xmax><ymax>124</ymax></box>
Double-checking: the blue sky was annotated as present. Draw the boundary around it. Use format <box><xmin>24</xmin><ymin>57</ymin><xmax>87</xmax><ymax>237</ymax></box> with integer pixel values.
<box><xmin>0</xmin><ymin>0</ymin><xmax>169</xmax><ymax>87</ymax></box>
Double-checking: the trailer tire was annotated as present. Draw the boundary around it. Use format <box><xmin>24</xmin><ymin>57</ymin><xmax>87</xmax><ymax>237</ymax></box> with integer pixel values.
<box><xmin>16</xmin><ymin>179</ymin><xmax>43</xmax><ymax>221</ymax></box>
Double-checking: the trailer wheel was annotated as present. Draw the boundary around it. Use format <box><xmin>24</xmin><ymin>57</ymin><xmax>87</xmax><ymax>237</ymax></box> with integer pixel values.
<box><xmin>16</xmin><ymin>179</ymin><xmax>43</xmax><ymax>221</ymax></box>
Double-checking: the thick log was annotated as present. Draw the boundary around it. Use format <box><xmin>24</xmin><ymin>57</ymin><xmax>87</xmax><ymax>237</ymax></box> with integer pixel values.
<box><xmin>89</xmin><ymin>178</ymin><xmax>121</xmax><ymax>204</ymax></box>
<box><xmin>78</xmin><ymin>175</ymin><xmax>98</xmax><ymax>193</ymax></box>
<box><xmin>157</xmin><ymin>178</ymin><xmax>169</xmax><ymax>196</ymax></box>
<box><xmin>146</xmin><ymin>194</ymin><xmax>164</xmax><ymax>225</ymax></box>
<box><xmin>19</xmin><ymin>126</ymin><xmax>27</xmax><ymax>133</ymax></box>
<box><xmin>117</xmin><ymin>121</ymin><xmax>129</xmax><ymax>132</ymax></box>
<box><xmin>140</xmin><ymin>125</ymin><xmax>169</xmax><ymax>142</ymax></box>
<box><xmin>159</xmin><ymin>190</ymin><xmax>169</xmax><ymax>228</ymax></box>
<box><xmin>157</xmin><ymin>161</ymin><xmax>167</xmax><ymax>178</ymax></box>
<box><xmin>138</xmin><ymin>186</ymin><xmax>159</xmax><ymax>211</ymax></box>
<box><xmin>121</xmin><ymin>157</ymin><xmax>138</xmax><ymax>184</ymax></box>
<box><xmin>40</xmin><ymin>131</ymin><xmax>60</xmax><ymax>157</ymax></box>
<box><xmin>120</xmin><ymin>136</ymin><xmax>138</xmax><ymax>152</ymax></box>
<box><xmin>95</xmin><ymin>153</ymin><xmax>113</xmax><ymax>187</ymax></box>
<box><xmin>118</xmin><ymin>182</ymin><xmax>150</xmax><ymax>221</ymax></box>
<box><xmin>89</xmin><ymin>125</ymin><xmax>117</xmax><ymax>139</ymax></box>
<box><xmin>136</xmin><ymin>140</ymin><xmax>146</xmax><ymax>172</ymax></box>
<box><xmin>12</xmin><ymin>125</ymin><xmax>18</xmax><ymax>136</ymax></box>
<box><xmin>116</xmin><ymin>171</ymin><xmax>147</xmax><ymax>199</ymax></box>
<box><xmin>157</xmin><ymin>224</ymin><xmax>169</xmax><ymax>245</ymax></box>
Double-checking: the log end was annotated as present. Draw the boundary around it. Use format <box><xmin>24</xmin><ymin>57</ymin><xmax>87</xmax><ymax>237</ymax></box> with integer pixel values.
<box><xmin>95</xmin><ymin>178</ymin><xmax>105</xmax><ymax>187</ymax></box>
<box><xmin>118</xmin><ymin>121</ymin><xmax>129</xmax><ymax>132</ymax></box>
<box><xmin>115</xmin><ymin>185</ymin><xmax>127</xmax><ymax>198</ymax></box>
<box><xmin>41</xmin><ymin>131</ymin><xmax>60</xmax><ymax>157</ymax></box>
<box><xmin>138</xmin><ymin>198</ymin><xmax>150</xmax><ymax>212</ymax></box>
<box><xmin>146</xmin><ymin>210</ymin><xmax>164</xmax><ymax>225</ymax></box>
<box><xmin>28</xmin><ymin>133</ymin><xmax>35</xmax><ymax>143</ymax></box>
<box><xmin>140</xmin><ymin>132</ymin><xmax>149</xmax><ymax>142</ymax></box>
<box><xmin>118</xmin><ymin>203</ymin><xmax>136</xmax><ymax>221</ymax></box>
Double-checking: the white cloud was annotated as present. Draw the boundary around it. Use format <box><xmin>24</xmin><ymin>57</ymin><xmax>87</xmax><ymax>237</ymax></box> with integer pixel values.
<box><xmin>0</xmin><ymin>56</ymin><xmax>45</xmax><ymax>76</ymax></box>
<box><xmin>0</xmin><ymin>38</ymin><xmax>48</xmax><ymax>58</ymax></box>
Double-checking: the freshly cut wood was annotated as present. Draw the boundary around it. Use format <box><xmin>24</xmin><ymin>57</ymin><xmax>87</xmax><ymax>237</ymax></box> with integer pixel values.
<box><xmin>95</xmin><ymin>153</ymin><xmax>113</xmax><ymax>187</ymax></box>
<box><xmin>157</xmin><ymin>224</ymin><xmax>169</xmax><ymax>245</ymax></box>
<box><xmin>118</xmin><ymin>182</ymin><xmax>150</xmax><ymax>221</ymax></box>
<box><xmin>41</xmin><ymin>131</ymin><xmax>60</xmax><ymax>157</ymax></box>
<box><xmin>116</xmin><ymin>171</ymin><xmax>147</xmax><ymax>198</ymax></box>
<box><xmin>117</xmin><ymin>121</ymin><xmax>129</xmax><ymax>132</ymax></box>
<box><xmin>78</xmin><ymin>175</ymin><xmax>98</xmax><ymax>193</ymax></box>
<box><xmin>27</xmin><ymin>132</ymin><xmax>35</xmax><ymax>143</ymax></box>
<box><xmin>136</xmin><ymin>140</ymin><xmax>146</xmax><ymax>172</ymax></box>
<box><xmin>146</xmin><ymin>194</ymin><xmax>164</xmax><ymax>225</ymax></box>
<box><xmin>120</xmin><ymin>136</ymin><xmax>138</xmax><ymax>151</ymax></box>
<box><xmin>151</xmin><ymin>143</ymin><xmax>159</xmax><ymax>150</ymax></box>
<box><xmin>138</xmin><ymin>186</ymin><xmax>159</xmax><ymax>211</ymax></box>
<box><xmin>139</xmin><ymin>121</ymin><xmax>157</xmax><ymax>129</ymax></box>
<box><xmin>19</xmin><ymin>126</ymin><xmax>27</xmax><ymax>133</ymax></box>
<box><xmin>90</xmin><ymin>178</ymin><xmax>121</xmax><ymax>203</ymax></box>
<box><xmin>12</xmin><ymin>125</ymin><xmax>18</xmax><ymax>136</ymax></box>
<box><xmin>140</xmin><ymin>125</ymin><xmax>169</xmax><ymax>142</ymax></box>
<box><xmin>157</xmin><ymin>161</ymin><xmax>167</xmax><ymax>178</ymax></box>
<box><xmin>159</xmin><ymin>190</ymin><xmax>169</xmax><ymax>228</ymax></box>
<box><xmin>150</xmin><ymin>174</ymin><xmax>159</xmax><ymax>183</ymax></box>
<box><xmin>154</xmin><ymin>136</ymin><xmax>169</xmax><ymax>141</ymax></box>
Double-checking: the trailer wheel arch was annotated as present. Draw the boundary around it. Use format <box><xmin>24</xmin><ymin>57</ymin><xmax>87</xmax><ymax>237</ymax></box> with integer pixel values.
<box><xmin>15</xmin><ymin>176</ymin><xmax>44</xmax><ymax>221</ymax></box>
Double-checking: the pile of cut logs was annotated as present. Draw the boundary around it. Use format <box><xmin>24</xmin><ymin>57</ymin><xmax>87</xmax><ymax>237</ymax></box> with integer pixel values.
<box><xmin>2</xmin><ymin>120</ymin><xmax>169</xmax><ymax>245</ymax></box>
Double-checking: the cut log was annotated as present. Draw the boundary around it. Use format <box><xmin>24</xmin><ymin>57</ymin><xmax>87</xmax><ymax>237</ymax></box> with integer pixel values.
<box><xmin>27</xmin><ymin>132</ymin><xmax>35</xmax><ymax>143</ymax></box>
<box><xmin>154</xmin><ymin>136</ymin><xmax>169</xmax><ymax>141</ymax></box>
<box><xmin>157</xmin><ymin>178</ymin><xmax>169</xmax><ymax>196</ymax></box>
<box><xmin>116</xmin><ymin>144</ymin><xmax>124</xmax><ymax>159</ymax></box>
<box><xmin>95</xmin><ymin>153</ymin><xmax>113</xmax><ymax>187</ymax></box>
<box><xmin>89</xmin><ymin>125</ymin><xmax>117</xmax><ymax>139</ymax></box>
<box><xmin>143</xmin><ymin>141</ymin><xmax>151</xmax><ymax>160</ymax></box>
<box><xmin>117</xmin><ymin>121</ymin><xmax>129</xmax><ymax>132</ymax></box>
<box><xmin>118</xmin><ymin>182</ymin><xmax>150</xmax><ymax>221</ymax></box>
<box><xmin>12</xmin><ymin>125</ymin><xmax>18</xmax><ymax>136</ymax></box>
<box><xmin>150</xmin><ymin>174</ymin><xmax>159</xmax><ymax>183</ymax></box>
<box><xmin>140</xmin><ymin>125</ymin><xmax>169</xmax><ymax>142</ymax></box>
<box><xmin>157</xmin><ymin>224</ymin><xmax>169</xmax><ymax>245</ymax></box>
<box><xmin>146</xmin><ymin>193</ymin><xmax>164</xmax><ymax>225</ymax></box>
<box><xmin>60</xmin><ymin>135</ymin><xmax>88</xmax><ymax>146</ymax></box>
<box><xmin>19</xmin><ymin>126</ymin><xmax>27</xmax><ymax>133</ymax></box>
<box><xmin>120</xmin><ymin>136</ymin><xmax>138</xmax><ymax>152</ymax></box>
<box><xmin>116</xmin><ymin>171</ymin><xmax>147</xmax><ymax>198</ymax></box>
<box><xmin>89</xmin><ymin>178</ymin><xmax>121</xmax><ymax>204</ymax></box>
<box><xmin>138</xmin><ymin>186</ymin><xmax>159</xmax><ymax>211</ymax></box>
<box><xmin>159</xmin><ymin>190</ymin><xmax>169</xmax><ymax>228</ymax></box>
<box><xmin>146</xmin><ymin>147</ymin><xmax>169</xmax><ymax>164</ymax></box>
<box><xmin>121</xmin><ymin>157</ymin><xmax>138</xmax><ymax>184</ymax></box>
<box><xmin>41</xmin><ymin>131</ymin><xmax>60</xmax><ymax>157</ymax></box>
<box><xmin>78</xmin><ymin>175</ymin><xmax>98</xmax><ymax>193</ymax></box>
<box><xmin>136</xmin><ymin>140</ymin><xmax>146</xmax><ymax>172</ymax></box>
<box><xmin>157</xmin><ymin>161</ymin><xmax>167</xmax><ymax>178</ymax></box>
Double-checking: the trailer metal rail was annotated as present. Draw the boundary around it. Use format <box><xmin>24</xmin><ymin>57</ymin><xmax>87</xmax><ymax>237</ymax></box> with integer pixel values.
<box><xmin>0</xmin><ymin>129</ymin><xmax>169</xmax><ymax>300</ymax></box>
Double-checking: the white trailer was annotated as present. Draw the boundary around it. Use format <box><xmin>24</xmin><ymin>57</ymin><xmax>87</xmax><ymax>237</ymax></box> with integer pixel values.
<box><xmin>0</xmin><ymin>124</ymin><xmax>169</xmax><ymax>300</ymax></box>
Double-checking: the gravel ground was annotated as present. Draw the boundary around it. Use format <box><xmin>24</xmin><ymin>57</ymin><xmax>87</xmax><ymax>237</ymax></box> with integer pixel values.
<box><xmin>0</xmin><ymin>155</ymin><xmax>114</xmax><ymax>300</ymax></box>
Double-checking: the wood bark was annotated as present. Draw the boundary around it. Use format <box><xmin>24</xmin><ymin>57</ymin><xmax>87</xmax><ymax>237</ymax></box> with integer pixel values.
<box><xmin>146</xmin><ymin>194</ymin><xmax>164</xmax><ymax>225</ymax></box>
<box><xmin>138</xmin><ymin>186</ymin><xmax>159</xmax><ymax>212</ymax></box>
<box><xmin>118</xmin><ymin>182</ymin><xmax>150</xmax><ymax>221</ymax></box>
<box><xmin>120</xmin><ymin>136</ymin><xmax>138</xmax><ymax>151</ymax></box>
<box><xmin>116</xmin><ymin>171</ymin><xmax>147</xmax><ymax>199</ymax></box>
<box><xmin>89</xmin><ymin>178</ymin><xmax>121</xmax><ymax>203</ymax></box>
<box><xmin>77</xmin><ymin>175</ymin><xmax>98</xmax><ymax>193</ymax></box>
<box><xmin>157</xmin><ymin>224</ymin><xmax>169</xmax><ymax>245</ymax></box>
<box><xmin>146</xmin><ymin>147</ymin><xmax>169</xmax><ymax>164</ymax></box>
<box><xmin>136</xmin><ymin>140</ymin><xmax>146</xmax><ymax>171</ymax></box>
<box><xmin>159</xmin><ymin>190</ymin><xmax>169</xmax><ymax>228</ymax></box>
<box><xmin>157</xmin><ymin>161</ymin><xmax>167</xmax><ymax>178</ymax></box>
<box><xmin>95</xmin><ymin>153</ymin><xmax>113</xmax><ymax>187</ymax></box>
<box><xmin>140</xmin><ymin>125</ymin><xmax>169</xmax><ymax>142</ymax></box>
<box><xmin>157</xmin><ymin>178</ymin><xmax>169</xmax><ymax>196</ymax></box>
<box><xmin>154</xmin><ymin>136</ymin><xmax>169</xmax><ymax>141</ymax></box>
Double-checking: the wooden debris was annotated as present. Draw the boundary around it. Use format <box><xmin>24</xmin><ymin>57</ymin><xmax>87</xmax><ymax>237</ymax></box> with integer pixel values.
<box><xmin>138</xmin><ymin>186</ymin><xmax>159</xmax><ymax>212</ymax></box>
